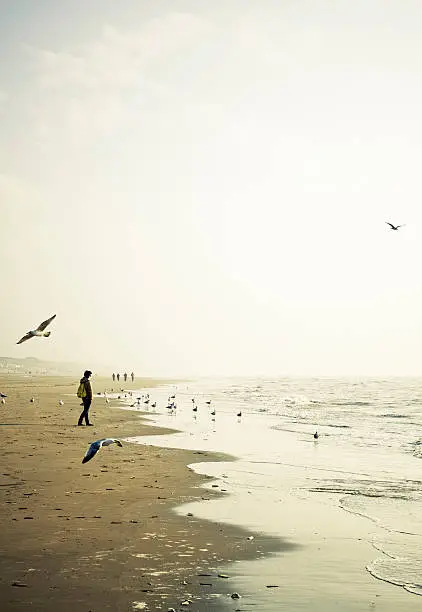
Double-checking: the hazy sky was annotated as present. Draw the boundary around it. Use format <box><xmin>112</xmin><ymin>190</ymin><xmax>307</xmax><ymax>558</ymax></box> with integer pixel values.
<box><xmin>2</xmin><ymin>0</ymin><xmax>422</xmax><ymax>376</ymax></box>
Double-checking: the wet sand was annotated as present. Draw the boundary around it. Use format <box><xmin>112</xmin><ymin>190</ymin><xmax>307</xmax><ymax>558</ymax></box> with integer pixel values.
<box><xmin>130</xmin><ymin>384</ymin><xmax>422</xmax><ymax>611</ymax></box>
<box><xmin>0</xmin><ymin>375</ymin><xmax>286</xmax><ymax>612</ymax></box>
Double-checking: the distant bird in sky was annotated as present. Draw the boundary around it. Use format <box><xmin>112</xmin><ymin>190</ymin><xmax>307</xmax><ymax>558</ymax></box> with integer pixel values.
<box><xmin>17</xmin><ymin>314</ymin><xmax>56</xmax><ymax>344</ymax></box>
<box><xmin>386</xmin><ymin>222</ymin><xmax>405</xmax><ymax>231</ymax></box>
<box><xmin>82</xmin><ymin>438</ymin><xmax>123</xmax><ymax>464</ymax></box>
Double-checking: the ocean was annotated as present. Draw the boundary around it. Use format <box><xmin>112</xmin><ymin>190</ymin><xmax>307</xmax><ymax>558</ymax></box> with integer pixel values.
<box><xmin>125</xmin><ymin>377</ymin><xmax>422</xmax><ymax>610</ymax></box>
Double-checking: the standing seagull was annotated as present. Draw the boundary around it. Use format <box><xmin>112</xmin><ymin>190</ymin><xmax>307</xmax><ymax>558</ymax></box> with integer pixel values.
<box><xmin>386</xmin><ymin>222</ymin><xmax>405</xmax><ymax>231</ymax></box>
<box><xmin>17</xmin><ymin>314</ymin><xmax>56</xmax><ymax>344</ymax></box>
<box><xmin>82</xmin><ymin>438</ymin><xmax>123</xmax><ymax>464</ymax></box>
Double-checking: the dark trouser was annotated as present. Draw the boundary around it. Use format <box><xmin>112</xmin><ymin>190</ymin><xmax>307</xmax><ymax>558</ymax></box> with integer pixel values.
<box><xmin>78</xmin><ymin>397</ymin><xmax>92</xmax><ymax>425</ymax></box>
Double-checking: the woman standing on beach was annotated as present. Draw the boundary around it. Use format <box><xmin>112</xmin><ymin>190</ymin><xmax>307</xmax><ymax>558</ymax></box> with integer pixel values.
<box><xmin>77</xmin><ymin>370</ymin><xmax>93</xmax><ymax>427</ymax></box>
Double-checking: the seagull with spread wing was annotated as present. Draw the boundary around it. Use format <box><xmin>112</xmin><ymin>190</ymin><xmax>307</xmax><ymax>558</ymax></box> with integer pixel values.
<box><xmin>82</xmin><ymin>438</ymin><xmax>123</xmax><ymax>464</ymax></box>
<box><xmin>386</xmin><ymin>222</ymin><xmax>405</xmax><ymax>231</ymax></box>
<box><xmin>17</xmin><ymin>314</ymin><xmax>56</xmax><ymax>344</ymax></box>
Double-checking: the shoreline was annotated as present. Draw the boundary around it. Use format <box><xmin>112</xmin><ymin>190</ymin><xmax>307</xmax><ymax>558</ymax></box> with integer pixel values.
<box><xmin>124</xmin><ymin>381</ymin><xmax>422</xmax><ymax>611</ymax></box>
<box><xmin>0</xmin><ymin>375</ymin><xmax>287</xmax><ymax>611</ymax></box>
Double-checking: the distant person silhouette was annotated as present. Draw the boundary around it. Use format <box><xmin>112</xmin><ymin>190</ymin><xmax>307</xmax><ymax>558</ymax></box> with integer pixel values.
<box><xmin>112</xmin><ymin>373</ymin><xmax>115</xmax><ymax>382</ymax></box>
<box><xmin>124</xmin><ymin>372</ymin><xmax>127</xmax><ymax>382</ymax></box>
<box><xmin>131</xmin><ymin>372</ymin><xmax>134</xmax><ymax>382</ymax></box>
<box><xmin>117</xmin><ymin>373</ymin><xmax>120</xmax><ymax>382</ymax></box>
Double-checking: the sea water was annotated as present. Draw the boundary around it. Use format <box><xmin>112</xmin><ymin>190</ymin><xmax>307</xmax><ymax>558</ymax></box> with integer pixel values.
<box><xmin>126</xmin><ymin>377</ymin><xmax>422</xmax><ymax>609</ymax></box>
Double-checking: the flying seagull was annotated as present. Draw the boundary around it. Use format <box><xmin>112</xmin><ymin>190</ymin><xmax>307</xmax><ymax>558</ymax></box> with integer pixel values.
<box><xmin>82</xmin><ymin>438</ymin><xmax>123</xmax><ymax>464</ymax></box>
<box><xmin>17</xmin><ymin>314</ymin><xmax>56</xmax><ymax>344</ymax></box>
<box><xmin>386</xmin><ymin>222</ymin><xmax>405</xmax><ymax>231</ymax></box>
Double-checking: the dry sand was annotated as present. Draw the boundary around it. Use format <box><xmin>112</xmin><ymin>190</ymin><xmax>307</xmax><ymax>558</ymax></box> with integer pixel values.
<box><xmin>0</xmin><ymin>375</ymin><xmax>284</xmax><ymax>612</ymax></box>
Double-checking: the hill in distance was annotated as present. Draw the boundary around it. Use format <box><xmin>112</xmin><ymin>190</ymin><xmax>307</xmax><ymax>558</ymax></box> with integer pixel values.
<box><xmin>0</xmin><ymin>356</ymin><xmax>96</xmax><ymax>376</ymax></box>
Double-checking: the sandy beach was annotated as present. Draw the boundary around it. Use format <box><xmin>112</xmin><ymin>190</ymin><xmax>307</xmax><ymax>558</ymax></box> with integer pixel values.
<box><xmin>0</xmin><ymin>375</ymin><xmax>283</xmax><ymax>612</ymax></box>
<box><xmin>2</xmin><ymin>374</ymin><xmax>421</xmax><ymax>612</ymax></box>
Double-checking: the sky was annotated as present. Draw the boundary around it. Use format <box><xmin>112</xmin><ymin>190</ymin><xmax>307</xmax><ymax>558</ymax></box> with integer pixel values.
<box><xmin>2</xmin><ymin>0</ymin><xmax>422</xmax><ymax>377</ymax></box>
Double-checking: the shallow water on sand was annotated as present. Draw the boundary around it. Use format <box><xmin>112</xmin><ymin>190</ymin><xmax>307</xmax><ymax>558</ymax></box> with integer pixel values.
<box><xmin>126</xmin><ymin>377</ymin><xmax>422</xmax><ymax>609</ymax></box>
